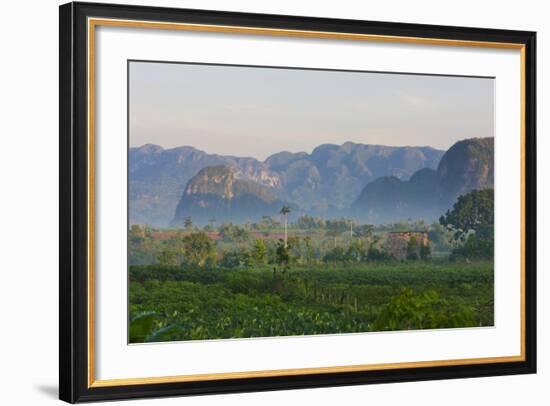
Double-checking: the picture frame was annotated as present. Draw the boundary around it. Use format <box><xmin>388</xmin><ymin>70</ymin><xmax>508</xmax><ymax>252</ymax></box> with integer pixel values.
<box><xmin>59</xmin><ymin>1</ymin><xmax>537</xmax><ymax>403</ymax></box>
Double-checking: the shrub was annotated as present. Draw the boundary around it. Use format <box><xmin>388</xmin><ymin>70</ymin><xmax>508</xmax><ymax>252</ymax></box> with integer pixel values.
<box><xmin>323</xmin><ymin>246</ymin><xmax>346</xmax><ymax>263</ymax></box>
<box><xmin>275</xmin><ymin>239</ymin><xmax>291</xmax><ymax>271</ymax></box>
<box><xmin>181</xmin><ymin>232</ymin><xmax>216</xmax><ymax>267</ymax></box>
<box><xmin>420</xmin><ymin>242</ymin><xmax>431</xmax><ymax>260</ymax></box>
<box><xmin>450</xmin><ymin>235</ymin><xmax>494</xmax><ymax>262</ymax></box>
<box><xmin>367</xmin><ymin>246</ymin><xmax>392</xmax><ymax>261</ymax></box>
<box><xmin>372</xmin><ymin>288</ymin><xmax>475</xmax><ymax>331</ymax></box>
<box><xmin>219</xmin><ymin>249</ymin><xmax>252</xmax><ymax>268</ymax></box>
<box><xmin>406</xmin><ymin>236</ymin><xmax>419</xmax><ymax>260</ymax></box>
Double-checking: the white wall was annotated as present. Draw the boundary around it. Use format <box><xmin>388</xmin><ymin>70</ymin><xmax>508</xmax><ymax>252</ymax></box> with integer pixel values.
<box><xmin>0</xmin><ymin>0</ymin><xmax>546</xmax><ymax>405</ymax></box>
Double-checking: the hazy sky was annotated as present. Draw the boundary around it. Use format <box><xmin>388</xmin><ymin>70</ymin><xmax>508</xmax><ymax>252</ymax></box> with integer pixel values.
<box><xmin>129</xmin><ymin>61</ymin><xmax>494</xmax><ymax>161</ymax></box>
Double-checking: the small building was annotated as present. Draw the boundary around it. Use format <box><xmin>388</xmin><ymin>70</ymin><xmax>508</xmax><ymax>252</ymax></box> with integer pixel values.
<box><xmin>383</xmin><ymin>231</ymin><xmax>429</xmax><ymax>261</ymax></box>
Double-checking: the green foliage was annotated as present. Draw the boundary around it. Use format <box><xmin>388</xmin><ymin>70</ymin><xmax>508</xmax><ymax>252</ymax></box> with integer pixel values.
<box><xmin>450</xmin><ymin>235</ymin><xmax>494</xmax><ymax>262</ymax></box>
<box><xmin>378</xmin><ymin>219</ymin><xmax>427</xmax><ymax>232</ymax></box>
<box><xmin>275</xmin><ymin>239</ymin><xmax>291</xmax><ymax>271</ymax></box>
<box><xmin>251</xmin><ymin>239</ymin><xmax>267</xmax><ymax>264</ymax></box>
<box><xmin>321</xmin><ymin>239</ymin><xmax>377</xmax><ymax>264</ymax></box>
<box><xmin>420</xmin><ymin>241</ymin><xmax>431</xmax><ymax>260</ymax></box>
<box><xmin>252</xmin><ymin>215</ymin><xmax>280</xmax><ymax>232</ymax></box>
<box><xmin>181</xmin><ymin>232</ymin><xmax>216</xmax><ymax>267</ymax></box>
<box><xmin>219</xmin><ymin>249</ymin><xmax>252</xmax><ymax>268</ymax></box>
<box><xmin>440</xmin><ymin>188</ymin><xmax>494</xmax><ymax>241</ymax></box>
<box><xmin>156</xmin><ymin>248</ymin><xmax>178</xmax><ymax>266</ymax></box>
<box><xmin>129</xmin><ymin>260</ymin><xmax>494</xmax><ymax>342</ymax></box>
<box><xmin>367</xmin><ymin>245</ymin><xmax>390</xmax><ymax>261</ymax></box>
<box><xmin>302</xmin><ymin>236</ymin><xmax>315</xmax><ymax>264</ymax></box>
<box><xmin>366</xmin><ymin>236</ymin><xmax>392</xmax><ymax>262</ymax></box>
<box><xmin>440</xmin><ymin>189</ymin><xmax>494</xmax><ymax>262</ymax></box>
<box><xmin>406</xmin><ymin>236</ymin><xmax>419</xmax><ymax>260</ymax></box>
<box><xmin>353</xmin><ymin>224</ymin><xmax>374</xmax><ymax>238</ymax></box>
<box><xmin>128</xmin><ymin>224</ymin><xmax>158</xmax><ymax>265</ymax></box>
<box><xmin>345</xmin><ymin>239</ymin><xmax>368</xmax><ymax>263</ymax></box>
<box><xmin>219</xmin><ymin>222</ymin><xmax>250</xmax><ymax>243</ymax></box>
<box><xmin>323</xmin><ymin>246</ymin><xmax>346</xmax><ymax>263</ymax></box>
<box><xmin>295</xmin><ymin>215</ymin><xmax>325</xmax><ymax>229</ymax></box>
<box><xmin>325</xmin><ymin>218</ymin><xmax>350</xmax><ymax>234</ymax></box>
<box><xmin>129</xmin><ymin>218</ymin><xmax>454</xmax><ymax>269</ymax></box>
<box><xmin>280</xmin><ymin>205</ymin><xmax>292</xmax><ymax>216</ymax></box>
<box><xmin>129</xmin><ymin>311</ymin><xmax>157</xmax><ymax>343</ymax></box>
<box><xmin>128</xmin><ymin>200</ymin><xmax>494</xmax><ymax>342</ymax></box>
<box><xmin>129</xmin><ymin>311</ymin><xmax>182</xmax><ymax>343</ymax></box>
<box><xmin>428</xmin><ymin>222</ymin><xmax>456</xmax><ymax>251</ymax></box>
<box><xmin>372</xmin><ymin>288</ymin><xmax>476</xmax><ymax>331</ymax></box>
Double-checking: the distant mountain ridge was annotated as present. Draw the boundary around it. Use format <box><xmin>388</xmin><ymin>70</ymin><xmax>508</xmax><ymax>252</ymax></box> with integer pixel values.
<box><xmin>129</xmin><ymin>145</ymin><xmax>280</xmax><ymax>226</ymax></box>
<box><xmin>352</xmin><ymin>137</ymin><xmax>494</xmax><ymax>223</ymax></box>
<box><xmin>130</xmin><ymin>142</ymin><xmax>444</xmax><ymax>226</ymax></box>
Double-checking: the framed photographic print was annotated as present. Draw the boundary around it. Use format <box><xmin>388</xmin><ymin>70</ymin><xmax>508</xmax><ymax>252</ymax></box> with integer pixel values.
<box><xmin>59</xmin><ymin>1</ymin><xmax>537</xmax><ymax>403</ymax></box>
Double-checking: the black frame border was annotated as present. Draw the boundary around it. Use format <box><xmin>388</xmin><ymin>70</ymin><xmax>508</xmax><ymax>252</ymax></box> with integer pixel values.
<box><xmin>60</xmin><ymin>2</ymin><xmax>536</xmax><ymax>403</ymax></box>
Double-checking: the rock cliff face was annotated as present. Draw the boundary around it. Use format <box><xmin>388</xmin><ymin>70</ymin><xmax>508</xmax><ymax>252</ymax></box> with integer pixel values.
<box><xmin>129</xmin><ymin>145</ymin><xmax>281</xmax><ymax>226</ymax></box>
<box><xmin>130</xmin><ymin>142</ymin><xmax>444</xmax><ymax>226</ymax></box>
<box><xmin>173</xmin><ymin>166</ymin><xmax>285</xmax><ymax>226</ymax></box>
<box><xmin>183</xmin><ymin>165</ymin><xmax>236</xmax><ymax>199</ymax></box>
<box><xmin>436</xmin><ymin>138</ymin><xmax>494</xmax><ymax>206</ymax></box>
<box><xmin>352</xmin><ymin>138</ymin><xmax>494</xmax><ymax>223</ymax></box>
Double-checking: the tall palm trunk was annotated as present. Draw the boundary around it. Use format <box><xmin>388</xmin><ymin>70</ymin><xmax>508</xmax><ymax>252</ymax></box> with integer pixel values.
<box><xmin>284</xmin><ymin>215</ymin><xmax>288</xmax><ymax>248</ymax></box>
<box><xmin>280</xmin><ymin>205</ymin><xmax>291</xmax><ymax>249</ymax></box>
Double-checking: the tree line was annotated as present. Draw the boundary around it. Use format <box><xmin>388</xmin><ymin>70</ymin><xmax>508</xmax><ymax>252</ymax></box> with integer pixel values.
<box><xmin>129</xmin><ymin>188</ymin><xmax>494</xmax><ymax>267</ymax></box>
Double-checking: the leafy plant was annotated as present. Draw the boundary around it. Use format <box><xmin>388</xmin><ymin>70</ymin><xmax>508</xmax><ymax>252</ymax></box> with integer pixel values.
<box><xmin>450</xmin><ymin>235</ymin><xmax>494</xmax><ymax>262</ymax></box>
<box><xmin>276</xmin><ymin>238</ymin><xmax>291</xmax><ymax>272</ymax></box>
<box><xmin>372</xmin><ymin>288</ymin><xmax>475</xmax><ymax>331</ymax></box>
<box><xmin>219</xmin><ymin>249</ymin><xmax>252</xmax><ymax>268</ymax></box>
<box><xmin>129</xmin><ymin>311</ymin><xmax>157</xmax><ymax>343</ymax></box>
<box><xmin>420</xmin><ymin>241</ymin><xmax>431</xmax><ymax>260</ymax></box>
<box><xmin>181</xmin><ymin>231</ymin><xmax>216</xmax><ymax>267</ymax></box>
<box><xmin>251</xmin><ymin>239</ymin><xmax>267</xmax><ymax>264</ymax></box>
<box><xmin>440</xmin><ymin>188</ymin><xmax>494</xmax><ymax>241</ymax></box>
<box><xmin>406</xmin><ymin>236</ymin><xmax>419</xmax><ymax>260</ymax></box>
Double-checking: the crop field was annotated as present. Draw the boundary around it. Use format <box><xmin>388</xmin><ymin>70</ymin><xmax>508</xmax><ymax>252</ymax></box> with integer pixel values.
<box><xmin>129</xmin><ymin>260</ymin><xmax>494</xmax><ymax>343</ymax></box>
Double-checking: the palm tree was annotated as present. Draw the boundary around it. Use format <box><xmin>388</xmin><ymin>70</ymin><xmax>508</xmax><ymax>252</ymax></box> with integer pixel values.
<box><xmin>280</xmin><ymin>205</ymin><xmax>292</xmax><ymax>248</ymax></box>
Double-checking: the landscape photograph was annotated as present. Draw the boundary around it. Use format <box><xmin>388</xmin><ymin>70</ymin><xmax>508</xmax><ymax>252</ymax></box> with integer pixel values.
<box><xmin>128</xmin><ymin>61</ymin><xmax>495</xmax><ymax>343</ymax></box>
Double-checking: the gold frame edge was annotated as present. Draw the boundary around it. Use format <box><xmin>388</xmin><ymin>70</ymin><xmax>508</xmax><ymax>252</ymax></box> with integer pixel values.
<box><xmin>86</xmin><ymin>17</ymin><xmax>527</xmax><ymax>388</ymax></box>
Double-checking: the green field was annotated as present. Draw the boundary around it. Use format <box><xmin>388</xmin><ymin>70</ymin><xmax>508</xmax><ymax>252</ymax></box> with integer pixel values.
<box><xmin>129</xmin><ymin>260</ymin><xmax>494</xmax><ymax>343</ymax></box>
